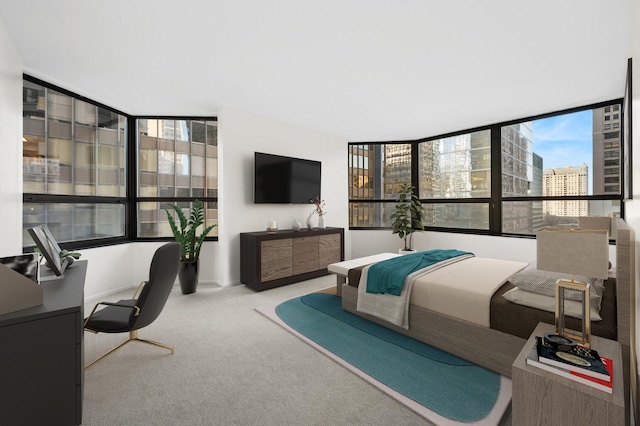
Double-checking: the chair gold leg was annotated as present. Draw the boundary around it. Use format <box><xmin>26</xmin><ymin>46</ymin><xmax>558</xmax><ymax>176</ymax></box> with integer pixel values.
<box><xmin>135</xmin><ymin>337</ymin><xmax>175</xmax><ymax>354</ymax></box>
<box><xmin>85</xmin><ymin>330</ymin><xmax>174</xmax><ymax>369</ymax></box>
<box><xmin>85</xmin><ymin>337</ymin><xmax>134</xmax><ymax>369</ymax></box>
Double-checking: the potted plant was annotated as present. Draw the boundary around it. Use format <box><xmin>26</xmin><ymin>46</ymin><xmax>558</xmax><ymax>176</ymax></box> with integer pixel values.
<box><xmin>36</xmin><ymin>247</ymin><xmax>81</xmax><ymax>268</ymax></box>
<box><xmin>390</xmin><ymin>183</ymin><xmax>426</xmax><ymax>253</ymax></box>
<box><xmin>164</xmin><ymin>199</ymin><xmax>217</xmax><ymax>294</ymax></box>
<box><xmin>310</xmin><ymin>196</ymin><xmax>327</xmax><ymax>228</ymax></box>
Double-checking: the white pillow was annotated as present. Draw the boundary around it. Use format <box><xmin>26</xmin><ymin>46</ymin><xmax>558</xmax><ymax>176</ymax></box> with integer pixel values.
<box><xmin>502</xmin><ymin>287</ymin><xmax>602</xmax><ymax>321</ymax></box>
<box><xmin>509</xmin><ymin>269</ymin><xmax>604</xmax><ymax>301</ymax></box>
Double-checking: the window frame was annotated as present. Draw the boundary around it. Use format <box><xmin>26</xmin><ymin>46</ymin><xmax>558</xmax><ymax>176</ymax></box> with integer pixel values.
<box><xmin>23</xmin><ymin>75</ymin><xmax>131</xmax><ymax>250</ymax></box>
<box><xmin>22</xmin><ymin>75</ymin><xmax>219</xmax><ymax>251</ymax></box>
<box><xmin>348</xmin><ymin>99</ymin><xmax>626</xmax><ymax>237</ymax></box>
<box><xmin>134</xmin><ymin>116</ymin><xmax>218</xmax><ymax>241</ymax></box>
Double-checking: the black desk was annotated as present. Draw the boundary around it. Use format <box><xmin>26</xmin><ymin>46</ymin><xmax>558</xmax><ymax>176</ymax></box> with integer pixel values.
<box><xmin>0</xmin><ymin>260</ymin><xmax>87</xmax><ymax>426</ymax></box>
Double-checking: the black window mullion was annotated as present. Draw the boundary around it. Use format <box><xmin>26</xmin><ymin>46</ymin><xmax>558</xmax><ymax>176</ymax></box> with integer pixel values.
<box><xmin>490</xmin><ymin>125</ymin><xmax>502</xmax><ymax>235</ymax></box>
<box><xmin>127</xmin><ymin>116</ymin><xmax>137</xmax><ymax>240</ymax></box>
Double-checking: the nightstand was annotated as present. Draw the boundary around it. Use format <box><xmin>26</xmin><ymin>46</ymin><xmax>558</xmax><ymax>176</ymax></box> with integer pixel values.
<box><xmin>512</xmin><ymin>322</ymin><xmax>625</xmax><ymax>425</ymax></box>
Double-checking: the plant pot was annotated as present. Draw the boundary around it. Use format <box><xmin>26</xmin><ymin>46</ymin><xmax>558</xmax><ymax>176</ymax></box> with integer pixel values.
<box><xmin>179</xmin><ymin>260</ymin><xmax>200</xmax><ymax>294</ymax></box>
<box><xmin>399</xmin><ymin>249</ymin><xmax>416</xmax><ymax>255</ymax></box>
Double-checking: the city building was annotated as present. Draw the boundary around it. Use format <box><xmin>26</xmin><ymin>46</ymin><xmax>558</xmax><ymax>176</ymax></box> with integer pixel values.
<box><xmin>543</xmin><ymin>164</ymin><xmax>589</xmax><ymax>219</ymax></box>
<box><xmin>593</xmin><ymin>105</ymin><xmax>622</xmax><ymax>195</ymax></box>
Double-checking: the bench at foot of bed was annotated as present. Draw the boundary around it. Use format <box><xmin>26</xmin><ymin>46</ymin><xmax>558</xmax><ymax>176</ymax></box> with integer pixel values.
<box><xmin>327</xmin><ymin>253</ymin><xmax>400</xmax><ymax>296</ymax></box>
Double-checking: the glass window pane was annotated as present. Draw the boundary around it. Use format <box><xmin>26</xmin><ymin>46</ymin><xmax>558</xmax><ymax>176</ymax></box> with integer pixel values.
<box><xmin>137</xmin><ymin>201</ymin><xmax>218</xmax><ymax>238</ymax></box>
<box><xmin>23</xmin><ymin>202</ymin><xmax>125</xmax><ymax>244</ymax></box>
<box><xmin>136</xmin><ymin>118</ymin><xmax>217</xmax><ymax>237</ymax></box>
<box><xmin>176</xmin><ymin>120</ymin><xmax>190</xmax><ymax>141</ymax></box>
<box><xmin>192</xmin><ymin>121</ymin><xmax>206</xmax><ymax>143</ymax></box>
<box><xmin>206</xmin><ymin>122</ymin><xmax>217</xmax><ymax>146</ymax></box>
<box><xmin>418</xmin><ymin>130</ymin><xmax>491</xmax><ymax>199</ymax></box>
<box><xmin>349</xmin><ymin>202</ymin><xmax>395</xmax><ymax>227</ymax></box>
<box><xmin>159</xmin><ymin>119</ymin><xmax>175</xmax><ymax>140</ymax></box>
<box><xmin>424</xmin><ymin>203</ymin><xmax>489</xmax><ymax>229</ymax></box>
<box><xmin>75</xmin><ymin>100</ymin><xmax>96</xmax><ymax>126</ymax></box>
<box><xmin>348</xmin><ymin>144</ymin><xmax>410</xmax><ymax>201</ymax></box>
<box><xmin>23</xmin><ymin>82</ymin><xmax>127</xmax><ymax>200</ymax></box>
<box><xmin>506</xmin><ymin>106</ymin><xmax>622</xmax><ymax>198</ymax></box>
<box><xmin>503</xmin><ymin>200</ymin><xmax>620</xmax><ymax>235</ymax></box>
<box><xmin>158</xmin><ymin>151</ymin><xmax>175</xmax><ymax>175</ymax></box>
<box><xmin>98</xmin><ymin>106</ymin><xmax>119</xmax><ymax>130</ymax></box>
<box><xmin>176</xmin><ymin>153</ymin><xmax>190</xmax><ymax>176</ymax></box>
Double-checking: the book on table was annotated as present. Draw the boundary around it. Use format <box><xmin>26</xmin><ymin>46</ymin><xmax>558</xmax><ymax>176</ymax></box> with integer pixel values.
<box><xmin>526</xmin><ymin>342</ymin><xmax>613</xmax><ymax>394</ymax></box>
<box><xmin>535</xmin><ymin>336</ymin><xmax>610</xmax><ymax>382</ymax></box>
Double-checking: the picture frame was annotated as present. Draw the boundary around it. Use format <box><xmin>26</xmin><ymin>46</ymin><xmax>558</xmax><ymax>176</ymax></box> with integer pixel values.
<box><xmin>28</xmin><ymin>224</ymin><xmax>68</xmax><ymax>277</ymax></box>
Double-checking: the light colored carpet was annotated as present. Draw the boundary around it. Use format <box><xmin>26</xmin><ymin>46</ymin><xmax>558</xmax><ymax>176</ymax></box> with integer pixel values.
<box><xmin>82</xmin><ymin>276</ymin><xmax>511</xmax><ymax>425</ymax></box>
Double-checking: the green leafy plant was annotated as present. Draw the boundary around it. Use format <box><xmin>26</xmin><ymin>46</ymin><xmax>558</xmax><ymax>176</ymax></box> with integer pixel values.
<box><xmin>59</xmin><ymin>249</ymin><xmax>81</xmax><ymax>260</ymax></box>
<box><xmin>390</xmin><ymin>183</ymin><xmax>426</xmax><ymax>251</ymax></box>
<box><xmin>35</xmin><ymin>247</ymin><xmax>81</xmax><ymax>260</ymax></box>
<box><xmin>164</xmin><ymin>199</ymin><xmax>217</xmax><ymax>262</ymax></box>
<box><xmin>35</xmin><ymin>247</ymin><xmax>81</xmax><ymax>267</ymax></box>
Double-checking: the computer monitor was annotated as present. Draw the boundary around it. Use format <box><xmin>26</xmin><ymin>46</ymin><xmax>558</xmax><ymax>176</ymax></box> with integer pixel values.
<box><xmin>28</xmin><ymin>224</ymin><xmax>68</xmax><ymax>278</ymax></box>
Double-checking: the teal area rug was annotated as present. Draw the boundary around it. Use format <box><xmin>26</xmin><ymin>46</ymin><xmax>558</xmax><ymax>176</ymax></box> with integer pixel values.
<box><xmin>257</xmin><ymin>293</ymin><xmax>511</xmax><ymax>425</ymax></box>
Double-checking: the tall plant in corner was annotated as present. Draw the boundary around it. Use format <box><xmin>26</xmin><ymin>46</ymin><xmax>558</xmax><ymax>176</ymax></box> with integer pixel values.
<box><xmin>390</xmin><ymin>183</ymin><xmax>426</xmax><ymax>252</ymax></box>
<box><xmin>165</xmin><ymin>199</ymin><xmax>217</xmax><ymax>294</ymax></box>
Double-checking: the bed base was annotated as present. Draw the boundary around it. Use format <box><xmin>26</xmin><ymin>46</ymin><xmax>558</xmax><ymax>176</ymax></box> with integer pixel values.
<box><xmin>341</xmin><ymin>283</ymin><xmax>525</xmax><ymax>378</ymax></box>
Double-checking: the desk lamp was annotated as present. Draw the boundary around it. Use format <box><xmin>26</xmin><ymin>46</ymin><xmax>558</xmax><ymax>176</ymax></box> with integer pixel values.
<box><xmin>536</xmin><ymin>227</ymin><xmax>609</xmax><ymax>347</ymax></box>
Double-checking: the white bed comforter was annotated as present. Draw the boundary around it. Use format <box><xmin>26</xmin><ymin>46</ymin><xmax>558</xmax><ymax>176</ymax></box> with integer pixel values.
<box><xmin>357</xmin><ymin>256</ymin><xmax>527</xmax><ymax>329</ymax></box>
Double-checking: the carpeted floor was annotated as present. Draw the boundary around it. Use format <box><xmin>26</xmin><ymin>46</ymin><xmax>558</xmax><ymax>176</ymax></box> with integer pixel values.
<box><xmin>82</xmin><ymin>276</ymin><xmax>511</xmax><ymax>425</ymax></box>
<box><xmin>258</xmin><ymin>292</ymin><xmax>511</xmax><ymax>425</ymax></box>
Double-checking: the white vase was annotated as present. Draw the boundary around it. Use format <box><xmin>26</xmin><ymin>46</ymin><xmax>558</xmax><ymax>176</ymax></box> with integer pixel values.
<box><xmin>399</xmin><ymin>248</ymin><xmax>416</xmax><ymax>255</ymax></box>
<box><xmin>306</xmin><ymin>213</ymin><xmax>314</xmax><ymax>229</ymax></box>
<box><xmin>292</xmin><ymin>219</ymin><xmax>301</xmax><ymax>231</ymax></box>
<box><xmin>318</xmin><ymin>215</ymin><xmax>326</xmax><ymax>228</ymax></box>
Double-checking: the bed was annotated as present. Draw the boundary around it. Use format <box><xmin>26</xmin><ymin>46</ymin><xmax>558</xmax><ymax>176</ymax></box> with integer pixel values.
<box><xmin>341</xmin><ymin>219</ymin><xmax>634</xmax><ymax>408</ymax></box>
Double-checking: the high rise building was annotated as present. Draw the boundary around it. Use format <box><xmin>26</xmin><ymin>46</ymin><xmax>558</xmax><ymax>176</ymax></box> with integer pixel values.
<box><xmin>593</xmin><ymin>105</ymin><xmax>621</xmax><ymax>195</ymax></box>
<box><xmin>543</xmin><ymin>164</ymin><xmax>589</xmax><ymax>218</ymax></box>
<box><xmin>501</xmin><ymin>123</ymin><xmax>535</xmax><ymax>233</ymax></box>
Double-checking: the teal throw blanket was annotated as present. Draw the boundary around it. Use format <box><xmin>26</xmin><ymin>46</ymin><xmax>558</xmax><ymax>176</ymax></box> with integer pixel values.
<box><xmin>366</xmin><ymin>249</ymin><xmax>472</xmax><ymax>296</ymax></box>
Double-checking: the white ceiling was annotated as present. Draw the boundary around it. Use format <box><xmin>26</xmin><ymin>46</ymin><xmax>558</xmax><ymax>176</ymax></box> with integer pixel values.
<box><xmin>0</xmin><ymin>0</ymin><xmax>632</xmax><ymax>141</ymax></box>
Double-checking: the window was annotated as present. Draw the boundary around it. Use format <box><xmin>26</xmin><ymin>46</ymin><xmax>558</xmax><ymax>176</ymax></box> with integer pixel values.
<box><xmin>349</xmin><ymin>101</ymin><xmax>624</xmax><ymax>236</ymax></box>
<box><xmin>23</xmin><ymin>78</ymin><xmax>127</xmax><ymax>246</ymax></box>
<box><xmin>348</xmin><ymin>143</ymin><xmax>411</xmax><ymax>227</ymax></box>
<box><xmin>137</xmin><ymin>118</ymin><xmax>218</xmax><ymax>238</ymax></box>
<box><xmin>502</xmin><ymin>106</ymin><xmax>621</xmax><ymax>234</ymax></box>
<box><xmin>418</xmin><ymin>130</ymin><xmax>491</xmax><ymax>229</ymax></box>
<box><xmin>22</xmin><ymin>77</ymin><xmax>219</xmax><ymax>249</ymax></box>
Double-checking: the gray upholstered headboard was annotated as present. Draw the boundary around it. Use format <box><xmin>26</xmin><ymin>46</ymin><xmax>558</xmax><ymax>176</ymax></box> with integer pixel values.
<box><xmin>614</xmin><ymin>218</ymin><xmax>634</xmax><ymax>423</ymax></box>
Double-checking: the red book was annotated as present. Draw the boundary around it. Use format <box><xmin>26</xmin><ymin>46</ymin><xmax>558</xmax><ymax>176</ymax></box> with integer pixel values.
<box><xmin>526</xmin><ymin>344</ymin><xmax>613</xmax><ymax>394</ymax></box>
<box><xmin>568</xmin><ymin>356</ymin><xmax>613</xmax><ymax>394</ymax></box>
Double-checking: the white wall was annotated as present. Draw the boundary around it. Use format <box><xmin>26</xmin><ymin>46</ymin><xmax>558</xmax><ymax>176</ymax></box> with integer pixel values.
<box><xmin>352</xmin><ymin>230</ymin><xmax>536</xmax><ymax>263</ymax></box>
<box><xmin>217</xmin><ymin>107</ymin><xmax>349</xmax><ymax>286</ymax></box>
<box><xmin>0</xmin><ymin>18</ymin><xmax>23</xmax><ymax>256</ymax></box>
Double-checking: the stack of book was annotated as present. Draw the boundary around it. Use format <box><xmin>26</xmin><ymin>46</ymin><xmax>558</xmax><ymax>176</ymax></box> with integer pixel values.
<box><xmin>526</xmin><ymin>336</ymin><xmax>613</xmax><ymax>393</ymax></box>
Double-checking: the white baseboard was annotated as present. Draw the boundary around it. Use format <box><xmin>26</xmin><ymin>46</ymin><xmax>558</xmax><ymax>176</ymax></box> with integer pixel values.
<box><xmin>85</xmin><ymin>280</ymin><xmax>232</xmax><ymax>305</ymax></box>
<box><xmin>84</xmin><ymin>283</ymin><xmax>139</xmax><ymax>305</ymax></box>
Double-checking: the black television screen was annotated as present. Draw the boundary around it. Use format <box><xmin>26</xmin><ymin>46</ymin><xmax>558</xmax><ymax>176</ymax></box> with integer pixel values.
<box><xmin>254</xmin><ymin>152</ymin><xmax>321</xmax><ymax>204</ymax></box>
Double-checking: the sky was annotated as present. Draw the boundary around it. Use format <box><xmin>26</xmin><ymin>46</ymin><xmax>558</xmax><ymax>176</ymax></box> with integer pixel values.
<box><xmin>530</xmin><ymin>110</ymin><xmax>593</xmax><ymax>193</ymax></box>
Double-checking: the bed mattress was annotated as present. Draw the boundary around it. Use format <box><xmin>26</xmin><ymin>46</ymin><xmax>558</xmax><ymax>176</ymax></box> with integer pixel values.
<box><xmin>347</xmin><ymin>264</ymin><xmax>617</xmax><ymax>341</ymax></box>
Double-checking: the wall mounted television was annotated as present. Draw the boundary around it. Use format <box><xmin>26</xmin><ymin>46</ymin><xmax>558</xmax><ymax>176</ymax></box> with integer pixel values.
<box><xmin>254</xmin><ymin>152</ymin><xmax>321</xmax><ymax>204</ymax></box>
